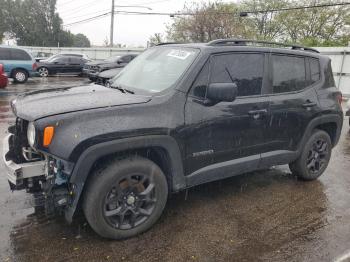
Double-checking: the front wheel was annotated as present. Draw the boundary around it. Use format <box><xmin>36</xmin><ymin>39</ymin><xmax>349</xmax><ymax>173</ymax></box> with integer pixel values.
<box><xmin>289</xmin><ymin>130</ymin><xmax>332</xmax><ymax>180</ymax></box>
<box><xmin>83</xmin><ymin>157</ymin><xmax>168</xmax><ymax>239</ymax></box>
<box><xmin>38</xmin><ymin>67</ymin><xmax>49</xmax><ymax>77</ymax></box>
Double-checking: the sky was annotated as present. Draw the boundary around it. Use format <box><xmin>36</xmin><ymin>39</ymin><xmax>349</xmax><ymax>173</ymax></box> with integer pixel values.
<box><xmin>57</xmin><ymin>0</ymin><xmax>235</xmax><ymax>47</ymax></box>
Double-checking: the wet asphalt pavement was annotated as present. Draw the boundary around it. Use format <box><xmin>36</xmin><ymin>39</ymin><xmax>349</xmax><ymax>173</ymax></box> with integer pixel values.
<box><xmin>0</xmin><ymin>77</ymin><xmax>350</xmax><ymax>262</ymax></box>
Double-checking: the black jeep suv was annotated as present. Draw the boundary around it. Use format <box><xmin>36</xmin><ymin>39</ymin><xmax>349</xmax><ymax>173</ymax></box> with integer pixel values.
<box><xmin>3</xmin><ymin>39</ymin><xmax>343</xmax><ymax>239</ymax></box>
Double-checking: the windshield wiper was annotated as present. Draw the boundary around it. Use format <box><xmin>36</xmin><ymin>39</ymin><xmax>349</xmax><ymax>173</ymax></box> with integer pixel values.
<box><xmin>110</xmin><ymin>85</ymin><xmax>134</xmax><ymax>94</ymax></box>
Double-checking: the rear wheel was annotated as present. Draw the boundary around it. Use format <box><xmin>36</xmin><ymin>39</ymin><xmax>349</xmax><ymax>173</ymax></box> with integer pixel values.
<box><xmin>289</xmin><ymin>130</ymin><xmax>332</xmax><ymax>180</ymax></box>
<box><xmin>83</xmin><ymin>157</ymin><xmax>168</xmax><ymax>239</ymax></box>
<box><xmin>12</xmin><ymin>69</ymin><xmax>28</xmax><ymax>83</ymax></box>
<box><xmin>38</xmin><ymin>67</ymin><xmax>49</xmax><ymax>77</ymax></box>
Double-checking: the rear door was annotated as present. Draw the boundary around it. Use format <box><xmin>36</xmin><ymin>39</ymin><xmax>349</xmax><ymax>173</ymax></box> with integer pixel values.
<box><xmin>262</xmin><ymin>53</ymin><xmax>321</xmax><ymax>158</ymax></box>
<box><xmin>69</xmin><ymin>57</ymin><xmax>84</xmax><ymax>73</ymax></box>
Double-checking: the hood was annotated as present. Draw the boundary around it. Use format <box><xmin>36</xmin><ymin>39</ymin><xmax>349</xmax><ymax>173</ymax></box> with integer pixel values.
<box><xmin>86</xmin><ymin>61</ymin><xmax>119</xmax><ymax>67</ymax></box>
<box><xmin>99</xmin><ymin>68</ymin><xmax>123</xmax><ymax>78</ymax></box>
<box><xmin>12</xmin><ymin>84</ymin><xmax>152</xmax><ymax>121</ymax></box>
<box><xmin>99</xmin><ymin>63</ymin><xmax>122</xmax><ymax>70</ymax></box>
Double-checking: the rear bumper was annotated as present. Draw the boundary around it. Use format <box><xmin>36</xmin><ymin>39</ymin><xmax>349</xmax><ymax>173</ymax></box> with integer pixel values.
<box><xmin>3</xmin><ymin>135</ymin><xmax>46</xmax><ymax>189</ymax></box>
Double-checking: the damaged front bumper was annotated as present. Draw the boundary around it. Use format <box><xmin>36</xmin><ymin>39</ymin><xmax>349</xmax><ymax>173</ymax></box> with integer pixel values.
<box><xmin>3</xmin><ymin>134</ymin><xmax>46</xmax><ymax>190</ymax></box>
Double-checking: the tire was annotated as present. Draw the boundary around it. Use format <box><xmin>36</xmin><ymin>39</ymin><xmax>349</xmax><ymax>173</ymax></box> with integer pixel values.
<box><xmin>12</xmin><ymin>69</ymin><xmax>28</xmax><ymax>83</ymax></box>
<box><xmin>289</xmin><ymin>130</ymin><xmax>332</xmax><ymax>181</ymax></box>
<box><xmin>83</xmin><ymin>156</ymin><xmax>168</xmax><ymax>239</ymax></box>
<box><xmin>38</xmin><ymin>67</ymin><xmax>49</xmax><ymax>77</ymax></box>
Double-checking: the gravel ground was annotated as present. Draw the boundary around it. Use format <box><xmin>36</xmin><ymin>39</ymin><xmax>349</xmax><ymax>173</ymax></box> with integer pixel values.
<box><xmin>0</xmin><ymin>77</ymin><xmax>350</xmax><ymax>262</ymax></box>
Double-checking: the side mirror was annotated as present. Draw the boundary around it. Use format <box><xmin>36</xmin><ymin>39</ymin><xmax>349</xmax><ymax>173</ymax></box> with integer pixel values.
<box><xmin>117</xmin><ymin>59</ymin><xmax>124</xmax><ymax>64</ymax></box>
<box><xmin>205</xmin><ymin>82</ymin><xmax>238</xmax><ymax>105</ymax></box>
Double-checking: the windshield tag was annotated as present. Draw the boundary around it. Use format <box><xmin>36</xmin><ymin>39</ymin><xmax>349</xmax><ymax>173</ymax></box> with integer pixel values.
<box><xmin>167</xmin><ymin>50</ymin><xmax>192</xmax><ymax>60</ymax></box>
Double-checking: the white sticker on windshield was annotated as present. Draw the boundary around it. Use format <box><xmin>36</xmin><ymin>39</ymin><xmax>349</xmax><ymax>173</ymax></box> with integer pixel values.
<box><xmin>167</xmin><ymin>49</ymin><xmax>192</xmax><ymax>60</ymax></box>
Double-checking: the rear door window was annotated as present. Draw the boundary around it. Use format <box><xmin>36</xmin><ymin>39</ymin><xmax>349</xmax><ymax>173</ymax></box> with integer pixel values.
<box><xmin>70</xmin><ymin>57</ymin><xmax>82</xmax><ymax>64</ymax></box>
<box><xmin>10</xmin><ymin>49</ymin><xmax>32</xmax><ymax>61</ymax></box>
<box><xmin>272</xmin><ymin>55</ymin><xmax>307</xmax><ymax>93</ymax></box>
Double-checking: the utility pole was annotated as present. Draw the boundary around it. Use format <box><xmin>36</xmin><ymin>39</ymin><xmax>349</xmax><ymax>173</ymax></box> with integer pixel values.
<box><xmin>110</xmin><ymin>0</ymin><xmax>115</xmax><ymax>47</ymax></box>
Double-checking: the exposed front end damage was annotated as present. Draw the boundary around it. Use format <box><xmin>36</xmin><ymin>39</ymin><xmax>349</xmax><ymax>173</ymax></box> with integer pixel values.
<box><xmin>3</xmin><ymin>118</ymin><xmax>72</xmax><ymax>215</ymax></box>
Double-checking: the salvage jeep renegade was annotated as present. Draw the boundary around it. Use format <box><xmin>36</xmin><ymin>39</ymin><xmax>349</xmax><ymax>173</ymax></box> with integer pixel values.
<box><xmin>3</xmin><ymin>39</ymin><xmax>343</xmax><ymax>239</ymax></box>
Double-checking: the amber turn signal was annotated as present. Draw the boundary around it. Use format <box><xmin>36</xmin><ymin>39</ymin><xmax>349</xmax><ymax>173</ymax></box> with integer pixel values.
<box><xmin>43</xmin><ymin>126</ymin><xmax>55</xmax><ymax>147</ymax></box>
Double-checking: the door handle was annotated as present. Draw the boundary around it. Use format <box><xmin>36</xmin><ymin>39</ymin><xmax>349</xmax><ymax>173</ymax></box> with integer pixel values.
<box><xmin>302</xmin><ymin>101</ymin><xmax>317</xmax><ymax>108</ymax></box>
<box><xmin>248</xmin><ymin>109</ymin><xmax>268</xmax><ymax>115</ymax></box>
<box><xmin>248</xmin><ymin>109</ymin><xmax>268</xmax><ymax>119</ymax></box>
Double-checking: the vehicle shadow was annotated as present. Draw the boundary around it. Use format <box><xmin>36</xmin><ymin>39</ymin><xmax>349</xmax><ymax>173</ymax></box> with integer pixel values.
<box><xmin>9</xmin><ymin>167</ymin><xmax>328</xmax><ymax>261</ymax></box>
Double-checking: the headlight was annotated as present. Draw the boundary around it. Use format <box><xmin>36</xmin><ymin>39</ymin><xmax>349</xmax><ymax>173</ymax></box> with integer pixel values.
<box><xmin>27</xmin><ymin>122</ymin><xmax>36</xmax><ymax>147</ymax></box>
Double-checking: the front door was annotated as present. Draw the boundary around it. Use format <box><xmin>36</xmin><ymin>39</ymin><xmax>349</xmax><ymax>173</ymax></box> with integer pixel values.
<box><xmin>183</xmin><ymin>52</ymin><xmax>270</xmax><ymax>176</ymax></box>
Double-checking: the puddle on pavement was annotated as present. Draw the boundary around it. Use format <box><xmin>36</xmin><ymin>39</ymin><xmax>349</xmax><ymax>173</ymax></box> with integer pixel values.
<box><xmin>0</xmin><ymin>78</ymin><xmax>350</xmax><ymax>261</ymax></box>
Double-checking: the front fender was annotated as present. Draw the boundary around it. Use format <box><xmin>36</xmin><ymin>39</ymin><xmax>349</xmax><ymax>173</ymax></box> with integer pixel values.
<box><xmin>65</xmin><ymin>135</ymin><xmax>185</xmax><ymax>222</ymax></box>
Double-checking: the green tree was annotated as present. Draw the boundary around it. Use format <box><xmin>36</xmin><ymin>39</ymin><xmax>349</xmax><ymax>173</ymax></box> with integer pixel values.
<box><xmin>1</xmin><ymin>0</ymin><xmax>91</xmax><ymax>47</ymax></box>
<box><xmin>73</xmin><ymin>33</ymin><xmax>91</xmax><ymax>47</ymax></box>
<box><xmin>167</xmin><ymin>2</ymin><xmax>249</xmax><ymax>42</ymax></box>
<box><xmin>5</xmin><ymin>0</ymin><xmax>62</xmax><ymax>46</ymax></box>
<box><xmin>166</xmin><ymin>0</ymin><xmax>350</xmax><ymax>47</ymax></box>
<box><xmin>149</xmin><ymin>33</ymin><xmax>164</xmax><ymax>45</ymax></box>
<box><xmin>240</xmin><ymin>0</ymin><xmax>289</xmax><ymax>41</ymax></box>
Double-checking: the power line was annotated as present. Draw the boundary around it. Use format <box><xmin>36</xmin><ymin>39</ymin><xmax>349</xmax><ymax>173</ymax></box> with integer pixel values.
<box><xmin>63</xmin><ymin>1</ymin><xmax>350</xmax><ymax>27</ymax></box>
<box><xmin>64</xmin><ymin>9</ymin><xmax>110</xmax><ymax>21</ymax></box>
<box><xmin>63</xmin><ymin>12</ymin><xmax>111</xmax><ymax>27</ymax></box>
<box><xmin>240</xmin><ymin>1</ymin><xmax>350</xmax><ymax>15</ymax></box>
<box><xmin>59</xmin><ymin>0</ymin><xmax>103</xmax><ymax>16</ymax></box>
<box><xmin>57</xmin><ymin>0</ymin><xmax>79</xmax><ymax>7</ymax></box>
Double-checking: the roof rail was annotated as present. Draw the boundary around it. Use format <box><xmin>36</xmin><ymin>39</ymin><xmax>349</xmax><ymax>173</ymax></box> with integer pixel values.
<box><xmin>207</xmin><ymin>39</ymin><xmax>319</xmax><ymax>53</ymax></box>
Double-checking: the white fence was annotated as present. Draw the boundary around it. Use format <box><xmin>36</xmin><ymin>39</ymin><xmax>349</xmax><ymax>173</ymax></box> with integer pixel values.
<box><xmin>21</xmin><ymin>46</ymin><xmax>350</xmax><ymax>96</ymax></box>
<box><xmin>22</xmin><ymin>46</ymin><xmax>144</xmax><ymax>60</ymax></box>
<box><xmin>316</xmin><ymin>47</ymin><xmax>350</xmax><ymax>98</ymax></box>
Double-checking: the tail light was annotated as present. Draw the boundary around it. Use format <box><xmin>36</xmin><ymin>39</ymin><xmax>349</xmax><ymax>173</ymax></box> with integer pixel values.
<box><xmin>336</xmin><ymin>92</ymin><xmax>343</xmax><ymax>105</ymax></box>
<box><xmin>32</xmin><ymin>62</ymin><xmax>38</xmax><ymax>71</ymax></box>
<box><xmin>0</xmin><ymin>64</ymin><xmax>4</xmax><ymax>74</ymax></box>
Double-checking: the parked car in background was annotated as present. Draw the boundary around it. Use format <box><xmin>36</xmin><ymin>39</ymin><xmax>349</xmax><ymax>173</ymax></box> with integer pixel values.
<box><xmin>95</xmin><ymin>67</ymin><xmax>123</xmax><ymax>86</ymax></box>
<box><xmin>346</xmin><ymin>99</ymin><xmax>350</xmax><ymax>125</ymax></box>
<box><xmin>37</xmin><ymin>55</ymin><xmax>90</xmax><ymax>76</ymax></box>
<box><xmin>84</xmin><ymin>54</ymin><xmax>137</xmax><ymax>81</ymax></box>
<box><xmin>40</xmin><ymin>53</ymin><xmax>90</xmax><ymax>63</ymax></box>
<box><xmin>0</xmin><ymin>46</ymin><xmax>37</xmax><ymax>83</ymax></box>
<box><xmin>30</xmin><ymin>51</ymin><xmax>53</xmax><ymax>62</ymax></box>
<box><xmin>0</xmin><ymin>64</ymin><xmax>8</xmax><ymax>88</ymax></box>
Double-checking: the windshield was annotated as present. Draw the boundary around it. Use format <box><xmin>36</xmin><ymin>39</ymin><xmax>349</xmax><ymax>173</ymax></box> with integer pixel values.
<box><xmin>111</xmin><ymin>47</ymin><xmax>199</xmax><ymax>93</ymax></box>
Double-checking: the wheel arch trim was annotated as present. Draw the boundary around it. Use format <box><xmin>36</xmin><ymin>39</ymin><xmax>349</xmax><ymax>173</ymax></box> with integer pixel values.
<box><xmin>297</xmin><ymin>113</ymin><xmax>343</xmax><ymax>152</ymax></box>
<box><xmin>65</xmin><ymin>135</ymin><xmax>185</xmax><ymax>222</ymax></box>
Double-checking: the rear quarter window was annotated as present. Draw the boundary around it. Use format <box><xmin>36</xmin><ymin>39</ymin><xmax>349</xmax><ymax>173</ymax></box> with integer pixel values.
<box><xmin>10</xmin><ymin>49</ymin><xmax>32</xmax><ymax>61</ymax></box>
<box><xmin>309</xmin><ymin>58</ymin><xmax>321</xmax><ymax>84</ymax></box>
